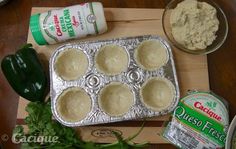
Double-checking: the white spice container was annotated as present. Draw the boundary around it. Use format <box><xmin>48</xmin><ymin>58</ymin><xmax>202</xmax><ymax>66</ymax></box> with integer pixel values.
<box><xmin>30</xmin><ymin>2</ymin><xmax>107</xmax><ymax>45</ymax></box>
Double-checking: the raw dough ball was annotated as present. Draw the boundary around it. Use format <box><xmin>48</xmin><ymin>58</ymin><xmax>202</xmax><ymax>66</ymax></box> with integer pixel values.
<box><xmin>141</xmin><ymin>77</ymin><xmax>175</xmax><ymax>111</ymax></box>
<box><xmin>98</xmin><ymin>82</ymin><xmax>134</xmax><ymax>116</ymax></box>
<box><xmin>135</xmin><ymin>40</ymin><xmax>168</xmax><ymax>71</ymax></box>
<box><xmin>56</xmin><ymin>87</ymin><xmax>91</xmax><ymax>122</ymax></box>
<box><xmin>170</xmin><ymin>0</ymin><xmax>219</xmax><ymax>50</ymax></box>
<box><xmin>55</xmin><ymin>48</ymin><xmax>88</xmax><ymax>80</ymax></box>
<box><xmin>95</xmin><ymin>45</ymin><xmax>128</xmax><ymax>75</ymax></box>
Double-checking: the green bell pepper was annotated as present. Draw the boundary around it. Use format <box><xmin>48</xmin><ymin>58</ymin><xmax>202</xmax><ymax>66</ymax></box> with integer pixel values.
<box><xmin>1</xmin><ymin>44</ymin><xmax>48</xmax><ymax>102</ymax></box>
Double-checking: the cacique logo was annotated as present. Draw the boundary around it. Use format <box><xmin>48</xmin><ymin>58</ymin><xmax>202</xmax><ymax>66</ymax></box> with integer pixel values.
<box><xmin>194</xmin><ymin>102</ymin><xmax>222</xmax><ymax>122</ymax></box>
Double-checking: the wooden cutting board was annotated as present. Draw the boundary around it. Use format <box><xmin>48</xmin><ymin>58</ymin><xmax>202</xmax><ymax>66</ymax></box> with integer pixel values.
<box><xmin>16</xmin><ymin>7</ymin><xmax>209</xmax><ymax>144</ymax></box>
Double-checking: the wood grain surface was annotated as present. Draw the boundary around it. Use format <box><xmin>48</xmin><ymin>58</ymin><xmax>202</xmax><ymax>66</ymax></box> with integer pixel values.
<box><xmin>15</xmin><ymin>7</ymin><xmax>209</xmax><ymax>145</ymax></box>
<box><xmin>0</xmin><ymin>0</ymin><xmax>235</xmax><ymax>149</ymax></box>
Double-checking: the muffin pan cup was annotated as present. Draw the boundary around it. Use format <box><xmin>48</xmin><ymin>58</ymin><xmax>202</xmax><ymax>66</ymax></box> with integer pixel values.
<box><xmin>50</xmin><ymin>35</ymin><xmax>180</xmax><ymax>127</ymax></box>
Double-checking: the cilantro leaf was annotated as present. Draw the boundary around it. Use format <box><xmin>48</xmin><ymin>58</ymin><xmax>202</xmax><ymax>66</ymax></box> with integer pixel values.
<box><xmin>13</xmin><ymin>99</ymin><xmax>148</xmax><ymax>149</ymax></box>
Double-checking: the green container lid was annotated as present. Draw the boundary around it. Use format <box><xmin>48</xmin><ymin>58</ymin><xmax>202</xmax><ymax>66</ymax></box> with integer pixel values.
<box><xmin>30</xmin><ymin>14</ymin><xmax>48</xmax><ymax>45</ymax></box>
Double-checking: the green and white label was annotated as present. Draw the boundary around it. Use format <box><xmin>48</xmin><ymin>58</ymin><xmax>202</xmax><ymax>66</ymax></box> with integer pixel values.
<box><xmin>40</xmin><ymin>3</ymin><xmax>98</xmax><ymax>44</ymax></box>
<box><xmin>163</xmin><ymin>92</ymin><xmax>228</xmax><ymax>149</ymax></box>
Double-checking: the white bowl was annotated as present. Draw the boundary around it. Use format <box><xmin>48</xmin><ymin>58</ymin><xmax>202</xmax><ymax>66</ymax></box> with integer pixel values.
<box><xmin>226</xmin><ymin>115</ymin><xmax>236</xmax><ymax>149</ymax></box>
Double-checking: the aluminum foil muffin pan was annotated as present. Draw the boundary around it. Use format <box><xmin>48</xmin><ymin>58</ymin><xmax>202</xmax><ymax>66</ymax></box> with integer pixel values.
<box><xmin>50</xmin><ymin>35</ymin><xmax>180</xmax><ymax>127</ymax></box>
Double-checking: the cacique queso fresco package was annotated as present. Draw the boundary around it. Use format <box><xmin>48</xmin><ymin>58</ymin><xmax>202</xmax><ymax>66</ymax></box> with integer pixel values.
<box><xmin>163</xmin><ymin>91</ymin><xmax>229</xmax><ymax>149</ymax></box>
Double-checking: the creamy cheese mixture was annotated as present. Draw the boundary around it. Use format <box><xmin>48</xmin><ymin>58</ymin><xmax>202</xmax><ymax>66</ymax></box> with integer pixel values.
<box><xmin>170</xmin><ymin>0</ymin><xmax>219</xmax><ymax>50</ymax></box>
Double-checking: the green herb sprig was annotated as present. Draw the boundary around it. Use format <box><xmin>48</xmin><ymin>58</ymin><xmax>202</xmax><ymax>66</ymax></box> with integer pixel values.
<box><xmin>13</xmin><ymin>100</ymin><xmax>148</xmax><ymax>149</ymax></box>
